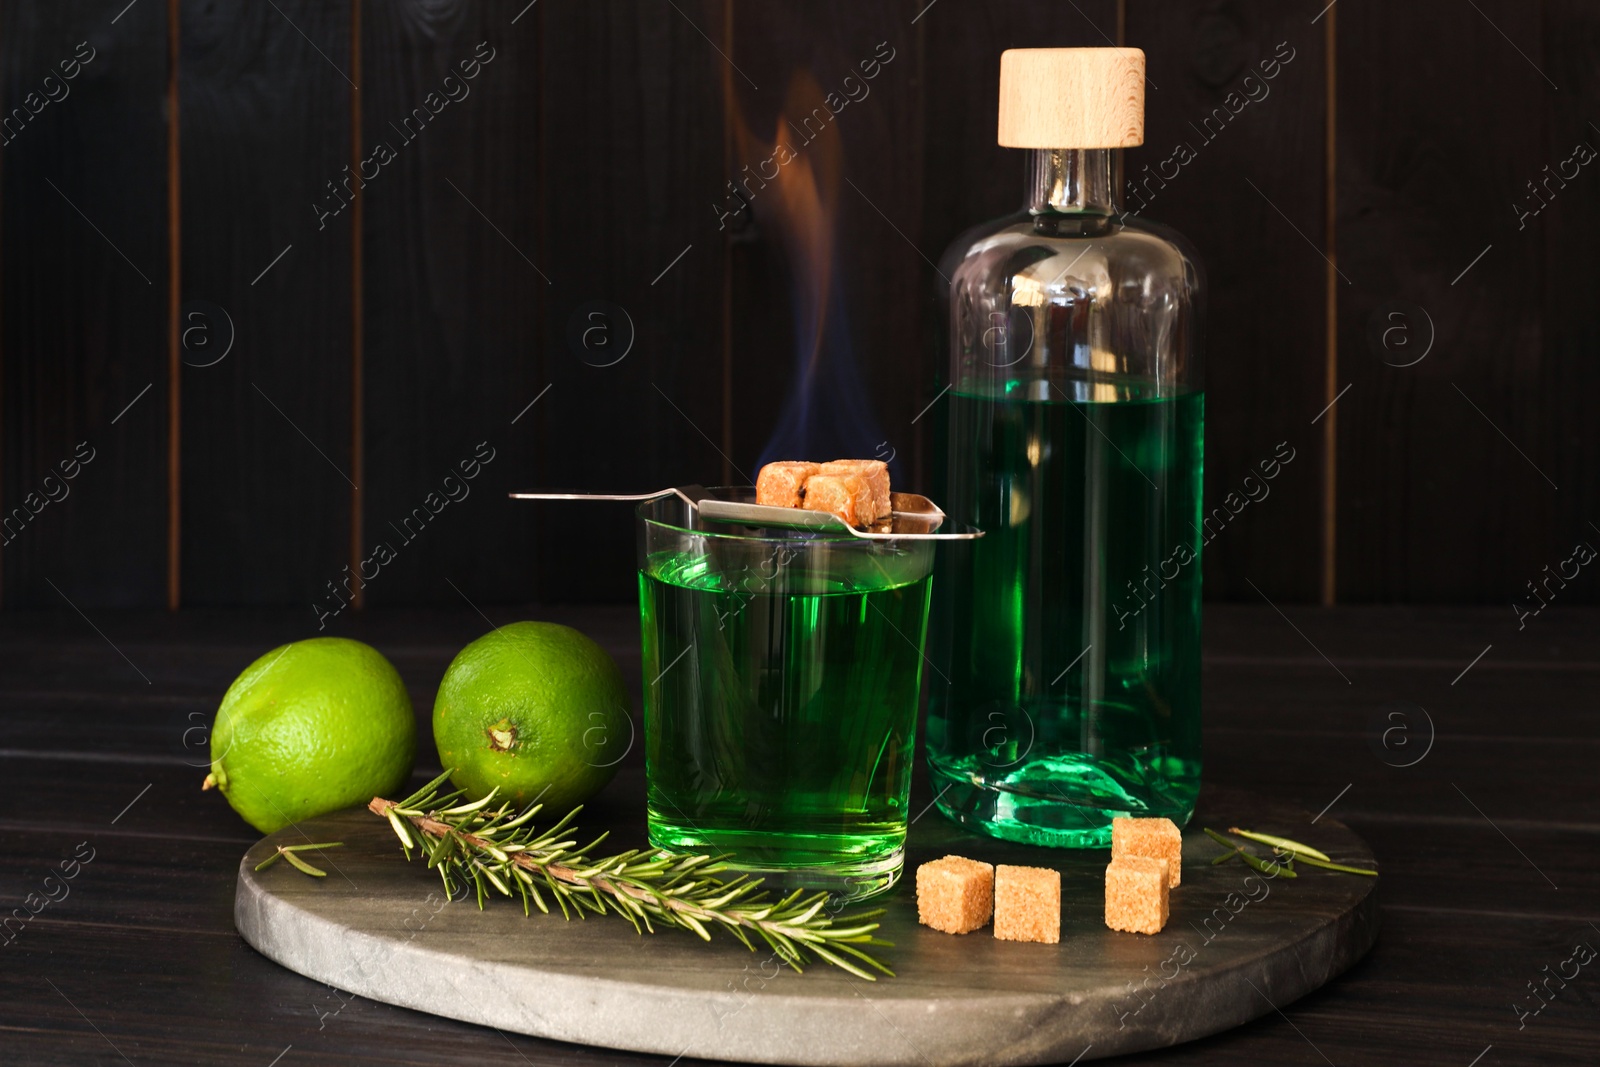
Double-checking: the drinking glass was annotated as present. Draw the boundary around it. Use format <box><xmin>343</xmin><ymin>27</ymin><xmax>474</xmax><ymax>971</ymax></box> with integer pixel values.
<box><xmin>636</xmin><ymin>492</ymin><xmax>935</xmax><ymax>899</ymax></box>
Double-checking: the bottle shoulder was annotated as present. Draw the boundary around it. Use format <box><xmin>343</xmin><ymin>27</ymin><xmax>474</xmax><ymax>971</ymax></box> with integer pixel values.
<box><xmin>937</xmin><ymin>210</ymin><xmax>1205</xmax><ymax>395</ymax></box>
<box><xmin>1122</xmin><ymin>216</ymin><xmax>1207</xmax><ymax>290</ymax></box>
<box><xmin>940</xmin><ymin>212</ymin><xmax>1205</xmax><ymax>302</ymax></box>
<box><xmin>935</xmin><ymin>211</ymin><xmax>1030</xmax><ymax>288</ymax></box>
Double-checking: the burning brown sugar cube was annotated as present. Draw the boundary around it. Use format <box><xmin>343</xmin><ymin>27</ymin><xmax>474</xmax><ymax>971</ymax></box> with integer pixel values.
<box><xmin>755</xmin><ymin>461</ymin><xmax>820</xmax><ymax>508</ymax></box>
<box><xmin>916</xmin><ymin>855</ymin><xmax>994</xmax><ymax>934</ymax></box>
<box><xmin>820</xmin><ymin>459</ymin><xmax>891</xmax><ymax>521</ymax></box>
<box><xmin>993</xmin><ymin>864</ymin><xmax>1061</xmax><ymax>944</ymax></box>
<box><xmin>1111</xmin><ymin>817</ymin><xmax>1183</xmax><ymax>887</ymax></box>
<box><xmin>801</xmin><ymin>472</ymin><xmax>876</xmax><ymax>527</ymax></box>
<box><xmin>1104</xmin><ymin>856</ymin><xmax>1170</xmax><ymax>935</ymax></box>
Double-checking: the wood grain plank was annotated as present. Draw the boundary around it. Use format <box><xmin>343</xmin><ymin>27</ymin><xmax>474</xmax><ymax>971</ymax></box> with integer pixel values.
<box><xmin>531</xmin><ymin>0</ymin><xmax>728</xmax><ymax>603</ymax></box>
<box><xmin>0</xmin><ymin>650</ymin><xmax>647</xmax><ymax>771</ymax></box>
<box><xmin>1</xmin><ymin>607</ymin><xmax>1597</xmax><ymax>1064</ymax></box>
<box><xmin>1204</xmin><ymin>602</ymin><xmax>1600</xmax><ymax>667</ymax></box>
<box><xmin>0</xmin><ymin>603</ymin><xmax>1592</xmax><ymax>698</ymax></box>
<box><xmin>725</xmin><ymin>2</ymin><xmax>926</xmax><ymax>491</ymax></box>
<box><xmin>1539</xmin><ymin>2</ymin><xmax>1600</xmax><ymax>604</ymax></box>
<box><xmin>1205</xmin><ymin>714</ymin><xmax>1600</xmax><ymax>827</ymax></box>
<box><xmin>3</xmin><ymin>774</ymin><xmax>1597</xmax><ymax>1065</ymax></box>
<box><xmin>0</xmin><ymin>5</ymin><xmax>169</xmax><ymax>607</ymax></box>
<box><xmin>0</xmin><ymin>927</ymin><xmax>629</xmax><ymax>1067</ymax></box>
<box><xmin>1126</xmin><ymin>0</ymin><xmax>1329</xmax><ymax>602</ymax></box>
<box><xmin>0</xmin><ymin>604</ymin><xmax>645</xmax><ymax>697</ymax></box>
<box><xmin>1335</xmin><ymin>0</ymin><xmax>1558</xmax><ymax>602</ymax></box>
<box><xmin>0</xmin><ymin>755</ymin><xmax>299</xmax><ymax>844</ymax></box>
<box><xmin>1205</xmin><ymin>662</ymin><xmax>1600</xmax><ymax>741</ymax></box>
<box><xmin>178</xmin><ymin>0</ymin><xmax>353</xmax><ymax>606</ymax></box>
<box><xmin>359</xmin><ymin>1</ymin><xmax>542</xmax><ymax>607</ymax></box>
<box><xmin>0</xmin><ymin>604</ymin><xmax>1593</xmax><ymax>1067</ymax></box>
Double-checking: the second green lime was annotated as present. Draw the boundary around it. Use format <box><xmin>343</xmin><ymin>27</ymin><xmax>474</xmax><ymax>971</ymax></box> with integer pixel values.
<box><xmin>433</xmin><ymin>622</ymin><xmax>631</xmax><ymax>809</ymax></box>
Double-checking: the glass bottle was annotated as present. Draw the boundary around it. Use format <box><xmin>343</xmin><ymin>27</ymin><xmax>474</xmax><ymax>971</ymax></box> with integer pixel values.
<box><xmin>926</xmin><ymin>48</ymin><xmax>1205</xmax><ymax>848</ymax></box>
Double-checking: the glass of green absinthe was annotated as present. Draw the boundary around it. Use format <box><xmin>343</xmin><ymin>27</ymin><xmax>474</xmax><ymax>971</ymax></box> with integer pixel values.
<box><xmin>637</xmin><ymin>493</ymin><xmax>935</xmax><ymax>899</ymax></box>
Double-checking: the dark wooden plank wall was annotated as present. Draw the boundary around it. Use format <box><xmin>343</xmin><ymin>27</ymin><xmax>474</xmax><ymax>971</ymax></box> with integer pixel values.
<box><xmin>360</xmin><ymin>0</ymin><xmax>542</xmax><ymax>608</ymax></box>
<box><xmin>1126</xmin><ymin>1</ymin><xmax>1329</xmax><ymax>604</ymax></box>
<box><xmin>178</xmin><ymin>0</ymin><xmax>354</xmax><ymax>607</ymax></box>
<box><xmin>537</xmin><ymin>0</ymin><xmax>727</xmax><ymax>604</ymax></box>
<box><xmin>0</xmin><ymin>3</ymin><xmax>169</xmax><ymax>608</ymax></box>
<box><xmin>1</xmin><ymin>0</ymin><xmax>1596</xmax><ymax>609</ymax></box>
<box><xmin>1337</xmin><ymin>0</ymin><xmax>1563</xmax><ymax>604</ymax></box>
<box><xmin>1542</xmin><ymin>2</ymin><xmax>1600</xmax><ymax>605</ymax></box>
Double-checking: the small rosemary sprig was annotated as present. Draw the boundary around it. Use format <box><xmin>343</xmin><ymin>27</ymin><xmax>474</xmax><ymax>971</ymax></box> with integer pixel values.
<box><xmin>1206</xmin><ymin>826</ymin><xmax>1377</xmax><ymax>877</ymax></box>
<box><xmin>1204</xmin><ymin>828</ymin><xmax>1296</xmax><ymax>877</ymax></box>
<box><xmin>254</xmin><ymin>841</ymin><xmax>344</xmax><ymax>877</ymax></box>
<box><xmin>368</xmin><ymin>770</ymin><xmax>894</xmax><ymax>980</ymax></box>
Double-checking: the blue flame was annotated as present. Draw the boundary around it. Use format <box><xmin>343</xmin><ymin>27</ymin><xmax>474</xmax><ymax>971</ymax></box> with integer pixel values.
<box><xmin>754</xmin><ymin>252</ymin><xmax>893</xmax><ymax>478</ymax></box>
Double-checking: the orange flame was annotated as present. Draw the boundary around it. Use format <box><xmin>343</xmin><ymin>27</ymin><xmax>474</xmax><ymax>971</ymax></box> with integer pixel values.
<box><xmin>731</xmin><ymin>72</ymin><xmax>882</xmax><ymax>468</ymax></box>
<box><xmin>734</xmin><ymin>72</ymin><xmax>842</xmax><ymax>399</ymax></box>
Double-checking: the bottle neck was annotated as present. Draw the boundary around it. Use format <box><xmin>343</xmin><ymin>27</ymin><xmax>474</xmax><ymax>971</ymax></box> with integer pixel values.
<box><xmin>1026</xmin><ymin>148</ymin><xmax>1120</xmax><ymax>215</ymax></box>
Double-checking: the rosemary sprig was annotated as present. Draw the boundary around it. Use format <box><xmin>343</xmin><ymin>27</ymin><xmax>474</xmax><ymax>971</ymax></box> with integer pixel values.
<box><xmin>1271</xmin><ymin>851</ymin><xmax>1379</xmax><ymax>877</ymax></box>
<box><xmin>1204</xmin><ymin>828</ymin><xmax>1296</xmax><ymax>877</ymax></box>
<box><xmin>368</xmin><ymin>770</ymin><xmax>895</xmax><ymax>980</ymax></box>
<box><xmin>1226</xmin><ymin>827</ymin><xmax>1331</xmax><ymax>861</ymax></box>
<box><xmin>255</xmin><ymin>841</ymin><xmax>344</xmax><ymax>877</ymax></box>
<box><xmin>1206</xmin><ymin>827</ymin><xmax>1377</xmax><ymax>877</ymax></box>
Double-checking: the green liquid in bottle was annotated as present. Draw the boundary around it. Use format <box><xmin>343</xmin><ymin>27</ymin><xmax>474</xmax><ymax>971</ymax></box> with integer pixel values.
<box><xmin>640</xmin><ymin>550</ymin><xmax>932</xmax><ymax>896</ymax></box>
<box><xmin>927</xmin><ymin>390</ymin><xmax>1204</xmax><ymax>847</ymax></box>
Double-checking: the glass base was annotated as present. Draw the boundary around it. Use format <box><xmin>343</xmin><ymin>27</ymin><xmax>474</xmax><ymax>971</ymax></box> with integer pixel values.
<box><xmin>928</xmin><ymin>753</ymin><xmax>1199</xmax><ymax>849</ymax></box>
<box><xmin>647</xmin><ymin>822</ymin><xmax>903</xmax><ymax>901</ymax></box>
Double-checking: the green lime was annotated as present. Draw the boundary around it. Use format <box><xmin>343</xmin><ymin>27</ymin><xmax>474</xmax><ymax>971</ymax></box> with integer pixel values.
<box><xmin>433</xmin><ymin>622</ymin><xmax>630</xmax><ymax>810</ymax></box>
<box><xmin>203</xmin><ymin>638</ymin><xmax>416</xmax><ymax>834</ymax></box>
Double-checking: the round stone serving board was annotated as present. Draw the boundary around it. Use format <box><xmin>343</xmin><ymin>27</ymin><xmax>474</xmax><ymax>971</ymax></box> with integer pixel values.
<box><xmin>235</xmin><ymin>772</ymin><xmax>1378</xmax><ymax>1066</ymax></box>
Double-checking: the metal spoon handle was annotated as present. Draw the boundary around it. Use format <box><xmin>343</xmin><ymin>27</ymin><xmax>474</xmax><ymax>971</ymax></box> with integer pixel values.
<box><xmin>509</xmin><ymin>486</ymin><xmax>707</xmax><ymax>509</ymax></box>
<box><xmin>509</xmin><ymin>490</ymin><xmax>673</xmax><ymax>501</ymax></box>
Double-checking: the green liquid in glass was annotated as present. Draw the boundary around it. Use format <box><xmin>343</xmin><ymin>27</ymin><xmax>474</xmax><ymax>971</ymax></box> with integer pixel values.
<box><xmin>640</xmin><ymin>549</ymin><xmax>932</xmax><ymax>896</ymax></box>
<box><xmin>928</xmin><ymin>390</ymin><xmax>1204</xmax><ymax>847</ymax></box>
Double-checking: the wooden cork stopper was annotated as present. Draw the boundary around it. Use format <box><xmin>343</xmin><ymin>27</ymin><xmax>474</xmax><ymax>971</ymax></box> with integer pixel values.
<box><xmin>997</xmin><ymin>48</ymin><xmax>1145</xmax><ymax>148</ymax></box>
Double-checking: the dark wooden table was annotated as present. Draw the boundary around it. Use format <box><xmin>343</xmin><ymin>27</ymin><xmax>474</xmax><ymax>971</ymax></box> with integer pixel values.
<box><xmin>1</xmin><ymin>605</ymin><xmax>1595</xmax><ymax>1065</ymax></box>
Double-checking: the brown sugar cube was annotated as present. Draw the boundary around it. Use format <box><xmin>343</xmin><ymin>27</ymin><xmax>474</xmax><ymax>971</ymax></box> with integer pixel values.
<box><xmin>820</xmin><ymin>459</ymin><xmax>891</xmax><ymax>521</ymax></box>
<box><xmin>916</xmin><ymin>855</ymin><xmax>994</xmax><ymax>934</ymax></box>
<box><xmin>1104</xmin><ymin>856</ymin><xmax>1170</xmax><ymax>935</ymax></box>
<box><xmin>755</xmin><ymin>461</ymin><xmax>820</xmax><ymax>508</ymax></box>
<box><xmin>800</xmin><ymin>473</ymin><xmax>875</xmax><ymax>527</ymax></box>
<box><xmin>993</xmin><ymin>864</ymin><xmax>1061</xmax><ymax>944</ymax></box>
<box><xmin>1111</xmin><ymin>817</ymin><xmax>1183</xmax><ymax>887</ymax></box>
